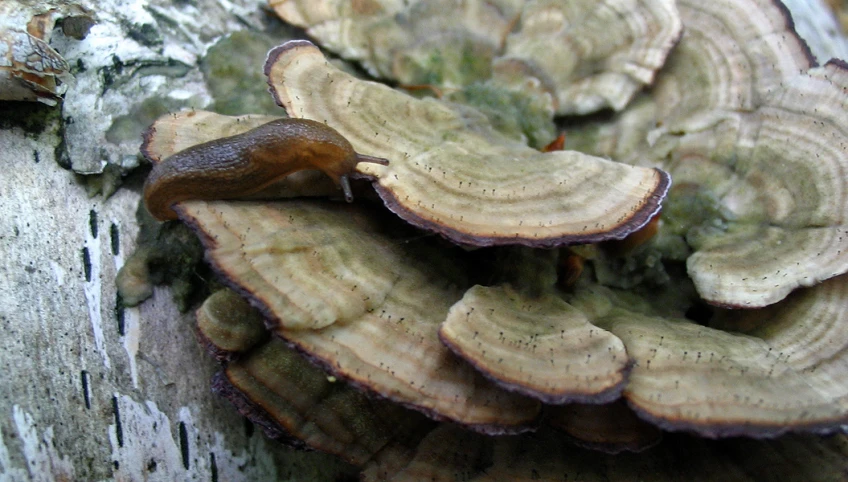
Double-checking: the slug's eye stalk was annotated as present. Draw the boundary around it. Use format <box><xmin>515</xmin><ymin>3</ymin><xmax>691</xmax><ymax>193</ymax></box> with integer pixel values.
<box><xmin>339</xmin><ymin>175</ymin><xmax>353</xmax><ymax>203</ymax></box>
<box><xmin>341</xmin><ymin>154</ymin><xmax>389</xmax><ymax>203</ymax></box>
<box><xmin>356</xmin><ymin>154</ymin><xmax>391</xmax><ymax>167</ymax></box>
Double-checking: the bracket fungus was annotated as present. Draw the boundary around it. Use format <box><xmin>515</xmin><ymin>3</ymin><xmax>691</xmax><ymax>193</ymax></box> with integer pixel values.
<box><xmin>270</xmin><ymin>0</ymin><xmax>682</xmax><ymax>115</ymax></box>
<box><xmin>569</xmin><ymin>0</ymin><xmax>848</xmax><ymax>308</ymax></box>
<box><xmin>265</xmin><ymin>40</ymin><xmax>669</xmax><ymax>247</ymax></box>
<box><xmin>498</xmin><ymin>0</ymin><xmax>681</xmax><ymax>114</ymax></box>
<box><xmin>178</xmin><ymin>198</ymin><xmax>541</xmax><ymax>433</ymax></box>
<box><xmin>124</xmin><ymin>0</ymin><xmax>848</xmax><ymax>477</ymax></box>
<box><xmin>579</xmin><ymin>273</ymin><xmax>848</xmax><ymax>437</ymax></box>
<box><xmin>198</xmin><ymin>293</ymin><xmax>434</xmax><ymax>465</ymax></box>
<box><xmin>196</xmin><ymin>286</ymin><xmax>848</xmax><ymax>480</ymax></box>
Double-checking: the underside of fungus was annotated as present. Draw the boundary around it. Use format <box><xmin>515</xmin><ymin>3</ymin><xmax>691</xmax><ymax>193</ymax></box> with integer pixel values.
<box><xmin>545</xmin><ymin>401</ymin><xmax>662</xmax><ymax>454</ymax></box>
<box><xmin>265</xmin><ymin>40</ymin><xmax>669</xmax><ymax>247</ymax></box>
<box><xmin>360</xmin><ymin>424</ymin><xmax>848</xmax><ymax>481</ymax></box>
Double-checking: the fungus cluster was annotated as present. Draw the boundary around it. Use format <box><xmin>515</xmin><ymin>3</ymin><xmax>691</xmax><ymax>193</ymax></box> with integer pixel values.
<box><xmin>131</xmin><ymin>0</ymin><xmax>848</xmax><ymax>478</ymax></box>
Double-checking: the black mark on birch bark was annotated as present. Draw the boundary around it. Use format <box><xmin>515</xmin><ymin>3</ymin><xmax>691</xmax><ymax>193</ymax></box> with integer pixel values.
<box><xmin>82</xmin><ymin>247</ymin><xmax>92</xmax><ymax>282</ymax></box>
<box><xmin>81</xmin><ymin>370</ymin><xmax>91</xmax><ymax>409</ymax></box>
<box><xmin>112</xmin><ymin>395</ymin><xmax>124</xmax><ymax>447</ymax></box>
<box><xmin>89</xmin><ymin>210</ymin><xmax>98</xmax><ymax>239</ymax></box>
<box><xmin>179</xmin><ymin>421</ymin><xmax>190</xmax><ymax>470</ymax></box>
<box><xmin>110</xmin><ymin>223</ymin><xmax>120</xmax><ymax>255</ymax></box>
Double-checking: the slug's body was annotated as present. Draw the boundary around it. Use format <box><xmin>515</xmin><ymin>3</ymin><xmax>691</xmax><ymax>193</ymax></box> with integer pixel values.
<box><xmin>143</xmin><ymin>118</ymin><xmax>389</xmax><ymax>221</ymax></box>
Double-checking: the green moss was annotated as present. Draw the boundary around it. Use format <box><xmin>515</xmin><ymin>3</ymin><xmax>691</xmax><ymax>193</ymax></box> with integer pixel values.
<box><xmin>201</xmin><ymin>31</ymin><xmax>295</xmax><ymax>116</ymax></box>
<box><xmin>106</xmin><ymin>97</ymin><xmax>191</xmax><ymax>145</ymax></box>
<box><xmin>396</xmin><ymin>37</ymin><xmax>494</xmax><ymax>88</ymax></box>
<box><xmin>662</xmin><ymin>184</ymin><xmax>728</xmax><ymax>242</ymax></box>
<box><xmin>449</xmin><ymin>82</ymin><xmax>556</xmax><ymax>149</ymax></box>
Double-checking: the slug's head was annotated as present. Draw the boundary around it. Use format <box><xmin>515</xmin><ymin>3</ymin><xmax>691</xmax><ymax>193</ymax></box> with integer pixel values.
<box><xmin>337</xmin><ymin>154</ymin><xmax>390</xmax><ymax>202</ymax></box>
<box><xmin>293</xmin><ymin>119</ymin><xmax>389</xmax><ymax>202</ymax></box>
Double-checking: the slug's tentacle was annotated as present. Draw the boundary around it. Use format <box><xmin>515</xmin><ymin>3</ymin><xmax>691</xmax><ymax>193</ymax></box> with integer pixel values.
<box><xmin>143</xmin><ymin>118</ymin><xmax>389</xmax><ymax>221</ymax></box>
<box><xmin>355</xmin><ymin>154</ymin><xmax>391</xmax><ymax>166</ymax></box>
<box><xmin>340</xmin><ymin>154</ymin><xmax>390</xmax><ymax>202</ymax></box>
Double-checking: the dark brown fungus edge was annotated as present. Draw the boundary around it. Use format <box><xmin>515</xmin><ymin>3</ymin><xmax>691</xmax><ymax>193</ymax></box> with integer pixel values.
<box><xmin>770</xmin><ymin>0</ymin><xmax>818</xmax><ymax>67</ymax></box>
<box><xmin>373</xmin><ymin>171</ymin><xmax>670</xmax><ymax>248</ymax></box>
<box><xmin>210</xmin><ymin>371</ymin><xmax>307</xmax><ymax>448</ymax></box>
<box><xmin>625</xmin><ymin>400</ymin><xmax>848</xmax><ymax>439</ymax></box>
<box><xmin>283</xmin><ymin>336</ymin><xmax>539</xmax><ymax>436</ymax></box>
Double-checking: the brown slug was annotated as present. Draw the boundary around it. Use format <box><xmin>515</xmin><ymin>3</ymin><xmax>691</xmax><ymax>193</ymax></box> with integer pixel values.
<box><xmin>143</xmin><ymin>118</ymin><xmax>389</xmax><ymax>221</ymax></box>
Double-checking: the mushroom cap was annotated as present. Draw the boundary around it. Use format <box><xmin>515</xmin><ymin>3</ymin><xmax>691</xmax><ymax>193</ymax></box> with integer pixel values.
<box><xmin>265</xmin><ymin>40</ymin><xmax>670</xmax><ymax>248</ymax></box>
<box><xmin>439</xmin><ymin>284</ymin><xmax>630</xmax><ymax>404</ymax></box>
<box><xmin>652</xmin><ymin>0</ymin><xmax>815</xmax><ymax>123</ymax></box>
<box><xmin>270</xmin><ymin>0</ymin><xmax>523</xmax><ymax>85</ymax></box>
<box><xmin>499</xmin><ymin>0</ymin><xmax>681</xmax><ymax>114</ymax></box>
<box><xmin>178</xmin><ymin>198</ymin><xmax>540</xmax><ymax>433</ymax></box>
<box><xmin>195</xmin><ymin>288</ymin><xmax>269</xmax><ymax>361</ymax></box>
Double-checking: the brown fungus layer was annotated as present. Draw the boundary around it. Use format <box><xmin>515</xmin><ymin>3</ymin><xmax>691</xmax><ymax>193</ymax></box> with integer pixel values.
<box><xmin>265</xmin><ymin>40</ymin><xmax>670</xmax><ymax>248</ymax></box>
<box><xmin>361</xmin><ymin>424</ymin><xmax>848</xmax><ymax>481</ymax></box>
<box><xmin>545</xmin><ymin>401</ymin><xmax>662</xmax><ymax>454</ymax></box>
<box><xmin>212</xmin><ymin>337</ymin><xmax>434</xmax><ymax>466</ymax></box>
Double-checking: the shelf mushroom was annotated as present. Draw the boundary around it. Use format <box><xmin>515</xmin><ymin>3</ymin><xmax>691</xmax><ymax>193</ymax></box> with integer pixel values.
<box><xmin>264</xmin><ymin>40</ymin><xmax>669</xmax><ymax>247</ymax></box>
<box><xmin>269</xmin><ymin>0</ymin><xmax>682</xmax><ymax>114</ymax></box>
<box><xmin>568</xmin><ymin>0</ymin><xmax>848</xmax><ymax>308</ymax></box>
<box><xmin>123</xmin><ymin>0</ymin><xmax>848</xmax><ymax>476</ymax></box>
